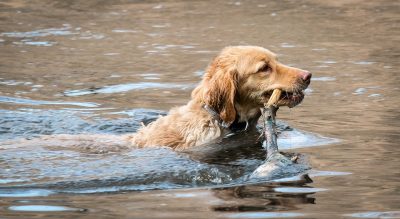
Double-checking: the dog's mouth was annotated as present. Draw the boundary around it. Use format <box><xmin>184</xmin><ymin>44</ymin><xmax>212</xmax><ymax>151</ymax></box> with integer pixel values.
<box><xmin>263</xmin><ymin>90</ymin><xmax>305</xmax><ymax>108</ymax></box>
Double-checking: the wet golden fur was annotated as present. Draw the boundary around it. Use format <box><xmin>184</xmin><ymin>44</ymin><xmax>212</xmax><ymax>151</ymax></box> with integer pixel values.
<box><xmin>128</xmin><ymin>46</ymin><xmax>310</xmax><ymax>150</ymax></box>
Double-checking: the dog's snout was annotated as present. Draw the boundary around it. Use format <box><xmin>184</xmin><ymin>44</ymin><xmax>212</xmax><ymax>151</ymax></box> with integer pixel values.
<box><xmin>300</xmin><ymin>71</ymin><xmax>312</xmax><ymax>81</ymax></box>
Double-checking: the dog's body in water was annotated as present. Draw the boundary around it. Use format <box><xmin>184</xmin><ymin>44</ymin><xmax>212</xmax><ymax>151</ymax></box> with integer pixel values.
<box><xmin>4</xmin><ymin>46</ymin><xmax>311</xmax><ymax>153</ymax></box>
<box><xmin>128</xmin><ymin>46</ymin><xmax>311</xmax><ymax>150</ymax></box>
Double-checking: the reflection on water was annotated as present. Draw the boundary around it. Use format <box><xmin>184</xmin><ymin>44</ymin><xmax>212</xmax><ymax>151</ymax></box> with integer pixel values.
<box><xmin>1</xmin><ymin>0</ymin><xmax>399</xmax><ymax>218</ymax></box>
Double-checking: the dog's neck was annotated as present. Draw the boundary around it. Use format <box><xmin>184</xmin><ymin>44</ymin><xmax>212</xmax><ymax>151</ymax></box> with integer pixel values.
<box><xmin>202</xmin><ymin>104</ymin><xmax>229</xmax><ymax>128</ymax></box>
<box><xmin>197</xmin><ymin>101</ymin><xmax>260</xmax><ymax>132</ymax></box>
<box><xmin>235</xmin><ymin>102</ymin><xmax>262</xmax><ymax>124</ymax></box>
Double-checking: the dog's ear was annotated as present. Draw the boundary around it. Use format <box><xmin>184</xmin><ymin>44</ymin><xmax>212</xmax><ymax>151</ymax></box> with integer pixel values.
<box><xmin>192</xmin><ymin>56</ymin><xmax>238</xmax><ymax>127</ymax></box>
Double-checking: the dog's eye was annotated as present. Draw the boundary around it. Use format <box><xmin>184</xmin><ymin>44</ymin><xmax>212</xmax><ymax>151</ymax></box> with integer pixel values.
<box><xmin>259</xmin><ymin>64</ymin><xmax>271</xmax><ymax>73</ymax></box>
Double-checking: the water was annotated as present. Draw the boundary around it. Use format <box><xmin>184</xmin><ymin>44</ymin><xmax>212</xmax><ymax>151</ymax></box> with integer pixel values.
<box><xmin>1</xmin><ymin>0</ymin><xmax>399</xmax><ymax>218</ymax></box>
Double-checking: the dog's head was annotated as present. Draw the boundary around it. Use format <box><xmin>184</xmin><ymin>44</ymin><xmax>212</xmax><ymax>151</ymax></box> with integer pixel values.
<box><xmin>192</xmin><ymin>46</ymin><xmax>312</xmax><ymax>126</ymax></box>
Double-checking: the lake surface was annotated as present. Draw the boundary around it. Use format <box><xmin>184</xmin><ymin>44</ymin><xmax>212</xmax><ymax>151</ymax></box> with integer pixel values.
<box><xmin>0</xmin><ymin>0</ymin><xmax>399</xmax><ymax>218</ymax></box>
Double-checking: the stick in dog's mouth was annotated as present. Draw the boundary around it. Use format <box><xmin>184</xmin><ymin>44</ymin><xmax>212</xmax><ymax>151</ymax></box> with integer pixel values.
<box><xmin>260</xmin><ymin>89</ymin><xmax>281</xmax><ymax>122</ymax></box>
<box><xmin>260</xmin><ymin>89</ymin><xmax>280</xmax><ymax>151</ymax></box>
<box><xmin>264</xmin><ymin>88</ymin><xmax>305</xmax><ymax>108</ymax></box>
<box><xmin>250</xmin><ymin>88</ymin><xmax>310</xmax><ymax>179</ymax></box>
<box><xmin>265</xmin><ymin>89</ymin><xmax>282</xmax><ymax>108</ymax></box>
<box><xmin>264</xmin><ymin>89</ymin><xmax>281</xmax><ymax>119</ymax></box>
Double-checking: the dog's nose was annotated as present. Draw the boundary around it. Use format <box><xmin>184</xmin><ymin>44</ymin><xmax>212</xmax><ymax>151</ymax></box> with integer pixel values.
<box><xmin>299</xmin><ymin>71</ymin><xmax>312</xmax><ymax>81</ymax></box>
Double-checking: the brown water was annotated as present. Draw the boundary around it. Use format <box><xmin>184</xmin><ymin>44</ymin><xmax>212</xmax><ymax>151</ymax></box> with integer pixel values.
<box><xmin>1</xmin><ymin>0</ymin><xmax>399</xmax><ymax>218</ymax></box>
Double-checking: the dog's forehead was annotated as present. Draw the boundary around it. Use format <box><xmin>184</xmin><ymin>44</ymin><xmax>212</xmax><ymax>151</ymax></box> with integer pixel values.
<box><xmin>224</xmin><ymin>46</ymin><xmax>277</xmax><ymax>61</ymax></box>
<box><xmin>247</xmin><ymin>47</ymin><xmax>276</xmax><ymax>61</ymax></box>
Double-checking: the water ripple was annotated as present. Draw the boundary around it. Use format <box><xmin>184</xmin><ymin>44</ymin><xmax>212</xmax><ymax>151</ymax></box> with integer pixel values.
<box><xmin>63</xmin><ymin>82</ymin><xmax>195</xmax><ymax>96</ymax></box>
<box><xmin>9</xmin><ymin>205</ymin><xmax>86</xmax><ymax>212</ymax></box>
<box><xmin>0</xmin><ymin>96</ymin><xmax>99</xmax><ymax>107</ymax></box>
<box><xmin>345</xmin><ymin>211</ymin><xmax>400</xmax><ymax>218</ymax></box>
<box><xmin>224</xmin><ymin>212</ymin><xmax>305</xmax><ymax>218</ymax></box>
<box><xmin>0</xmin><ymin>189</ymin><xmax>54</xmax><ymax>197</ymax></box>
<box><xmin>1</xmin><ymin>24</ymin><xmax>77</xmax><ymax>38</ymax></box>
<box><xmin>312</xmin><ymin>76</ymin><xmax>336</xmax><ymax>81</ymax></box>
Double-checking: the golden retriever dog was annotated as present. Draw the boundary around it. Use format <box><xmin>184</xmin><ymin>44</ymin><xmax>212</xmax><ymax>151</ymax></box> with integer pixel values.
<box><xmin>127</xmin><ymin>46</ymin><xmax>311</xmax><ymax>150</ymax></box>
